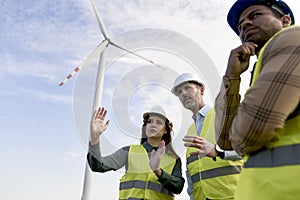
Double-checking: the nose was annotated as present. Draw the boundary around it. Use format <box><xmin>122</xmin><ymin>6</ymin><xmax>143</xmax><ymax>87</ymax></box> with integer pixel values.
<box><xmin>238</xmin><ymin>18</ymin><xmax>253</xmax><ymax>35</ymax></box>
<box><xmin>179</xmin><ymin>89</ymin><xmax>188</xmax><ymax>97</ymax></box>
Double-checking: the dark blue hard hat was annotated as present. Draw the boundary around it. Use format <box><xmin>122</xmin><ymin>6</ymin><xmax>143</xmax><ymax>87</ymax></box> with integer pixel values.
<box><xmin>227</xmin><ymin>0</ymin><xmax>295</xmax><ymax>35</ymax></box>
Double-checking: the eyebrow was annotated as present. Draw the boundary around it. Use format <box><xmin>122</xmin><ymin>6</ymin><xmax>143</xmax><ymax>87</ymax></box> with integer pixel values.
<box><xmin>238</xmin><ymin>9</ymin><xmax>261</xmax><ymax>27</ymax></box>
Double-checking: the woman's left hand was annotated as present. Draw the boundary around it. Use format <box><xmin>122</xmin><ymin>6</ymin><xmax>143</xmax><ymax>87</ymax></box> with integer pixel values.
<box><xmin>149</xmin><ymin>140</ymin><xmax>166</xmax><ymax>174</ymax></box>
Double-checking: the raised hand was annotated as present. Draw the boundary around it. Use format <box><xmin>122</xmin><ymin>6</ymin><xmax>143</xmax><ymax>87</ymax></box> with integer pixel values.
<box><xmin>183</xmin><ymin>135</ymin><xmax>216</xmax><ymax>157</ymax></box>
<box><xmin>149</xmin><ymin>140</ymin><xmax>166</xmax><ymax>176</ymax></box>
<box><xmin>90</xmin><ymin>107</ymin><xmax>110</xmax><ymax>145</ymax></box>
<box><xmin>226</xmin><ymin>42</ymin><xmax>258</xmax><ymax>78</ymax></box>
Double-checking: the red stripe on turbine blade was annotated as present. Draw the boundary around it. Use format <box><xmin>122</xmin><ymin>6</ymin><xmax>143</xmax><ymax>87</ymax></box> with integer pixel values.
<box><xmin>74</xmin><ymin>67</ymin><xmax>80</xmax><ymax>72</ymax></box>
<box><xmin>59</xmin><ymin>66</ymin><xmax>81</xmax><ymax>86</ymax></box>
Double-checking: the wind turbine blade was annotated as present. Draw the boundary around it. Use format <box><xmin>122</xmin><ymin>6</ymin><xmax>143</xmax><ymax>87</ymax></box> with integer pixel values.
<box><xmin>90</xmin><ymin>0</ymin><xmax>109</xmax><ymax>39</ymax></box>
<box><xmin>59</xmin><ymin>39</ymin><xmax>110</xmax><ymax>87</ymax></box>
<box><xmin>110</xmin><ymin>41</ymin><xmax>165</xmax><ymax>70</ymax></box>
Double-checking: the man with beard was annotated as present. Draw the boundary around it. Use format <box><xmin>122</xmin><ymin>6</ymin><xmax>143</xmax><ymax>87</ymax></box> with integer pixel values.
<box><xmin>215</xmin><ymin>0</ymin><xmax>300</xmax><ymax>199</ymax></box>
<box><xmin>172</xmin><ymin>73</ymin><xmax>243</xmax><ymax>200</ymax></box>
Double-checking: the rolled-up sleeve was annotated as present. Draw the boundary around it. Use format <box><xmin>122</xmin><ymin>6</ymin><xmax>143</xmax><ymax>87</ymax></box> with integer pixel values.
<box><xmin>215</xmin><ymin>77</ymin><xmax>241</xmax><ymax>150</ymax></box>
<box><xmin>215</xmin><ymin>26</ymin><xmax>300</xmax><ymax>156</ymax></box>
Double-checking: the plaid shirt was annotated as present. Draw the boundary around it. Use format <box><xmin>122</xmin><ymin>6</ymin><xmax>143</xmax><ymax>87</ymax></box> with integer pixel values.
<box><xmin>215</xmin><ymin>26</ymin><xmax>300</xmax><ymax>156</ymax></box>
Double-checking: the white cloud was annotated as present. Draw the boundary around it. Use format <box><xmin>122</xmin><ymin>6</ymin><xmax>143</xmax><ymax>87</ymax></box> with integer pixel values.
<box><xmin>18</xmin><ymin>88</ymin><xmax>72</xmax><ymax>104</ymax></box>
<box><xmin>2</xmin><ymin>0</ymin><xmax>299</xmax><ymax>86</ymax></box>
<box><xmin>64</xmin><ymin>150</ymin><xmax>83</xmax><ymax>162</ymax></box>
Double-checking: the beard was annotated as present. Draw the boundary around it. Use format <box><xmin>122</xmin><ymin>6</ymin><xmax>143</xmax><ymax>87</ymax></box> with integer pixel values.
<box><xmin>241</xmin><ymin>27</ymin><xmax>278</xmax><ymax>51</ymax></box>
<box><xmin>183</xmin><ymin>98</ymin><xmax>196</xmax><ymax>110</ymax></box>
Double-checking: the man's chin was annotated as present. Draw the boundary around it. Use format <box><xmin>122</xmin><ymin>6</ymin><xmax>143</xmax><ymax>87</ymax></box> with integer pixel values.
<box><xmin>243</xmin><ymin>37</ymin><xmax>253</xmax><ymax>43</ymax></box>
<box><xmin>184</xmin><ymin>103</ymin><xmax>193</xmax><ymax>110</ymax></box>
<box><xmin>243</xmin><ymin>34</ymin><xmax>259</xmax><ymax>43</ymax></box>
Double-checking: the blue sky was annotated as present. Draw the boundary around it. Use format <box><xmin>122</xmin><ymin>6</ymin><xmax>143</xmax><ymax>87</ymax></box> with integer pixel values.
<box><xmin>1</xmin><ymin>0</ymin><xmax>299</xmax><ymax>199</ymax></box>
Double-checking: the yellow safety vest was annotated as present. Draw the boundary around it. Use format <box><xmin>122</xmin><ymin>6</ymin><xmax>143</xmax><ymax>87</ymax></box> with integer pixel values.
<box><xmin>119</xmin><ymin>144</ymin><xmax>176</xmax><ymax>200</ymax></box>
<box><xmin>186</xmin><ymin>108</ymin><xmax>243</xmax><ymax>200</ymax></box>
<box><xmin>235</xmin><ymin>26</ymin><xmax>300</xmax><ymax>200</ymax></box>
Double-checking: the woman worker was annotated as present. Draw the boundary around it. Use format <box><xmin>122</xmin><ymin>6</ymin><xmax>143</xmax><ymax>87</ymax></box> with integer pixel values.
<box><xmin>87</xmin><ymin>105</ymin><xmax>185</xmax><ymax>199</ymax></box>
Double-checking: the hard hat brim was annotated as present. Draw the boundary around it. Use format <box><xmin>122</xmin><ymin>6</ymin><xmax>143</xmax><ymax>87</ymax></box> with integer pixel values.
<box><xmin>143</xmin><ymin>112</ymin><xmax>168</xmax><ymax>121</ymax></box>
<box><xmin>171</xmin><ymin>80</ymin><xmax>204</xmax><ymax>95</ymax></box>
<box><xmin>227</xmin><ymin>0</ymin><xmax>295</xmax><ymax>35</ymax></box>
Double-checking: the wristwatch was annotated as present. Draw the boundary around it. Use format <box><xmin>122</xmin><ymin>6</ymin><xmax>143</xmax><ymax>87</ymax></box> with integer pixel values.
<box><xmin>215</xmin><ymin>144</ymin><xmax>225</xmax><ymax>159</ymax></box>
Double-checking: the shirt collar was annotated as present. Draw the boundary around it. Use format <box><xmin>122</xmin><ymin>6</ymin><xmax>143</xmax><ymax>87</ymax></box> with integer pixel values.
<box><xmin>143</xmin><ymin>141</ymin><xmax>157</xmax><ymax>152</ymax></box>
<box><xmin>192</xmin><ymin>104</ymin><xmax>212</xmax><ymax>121</ymax></box>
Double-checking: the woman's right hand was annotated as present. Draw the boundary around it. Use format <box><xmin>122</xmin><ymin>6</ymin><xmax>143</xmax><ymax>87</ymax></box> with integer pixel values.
<box><xmin>90</xmin><ymin>107</ymin><xmax>110</xmax><ymax>145</ymax></box>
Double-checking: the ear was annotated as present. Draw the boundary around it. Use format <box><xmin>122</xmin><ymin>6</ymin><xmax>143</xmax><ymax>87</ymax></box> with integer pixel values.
<box><xmin>282</xmin><ymin>15</ymin><xmax>292</xmax><ymax>27</ymax></box>
<box><xmin>196</xmin><ymin>84</ymin><xmax>205</xmax><ymax>95</ymax></box>
<box><xmin>200</xmin><ymin>86</ymin><xmax>205</xmax><ymax>95</ymax></box>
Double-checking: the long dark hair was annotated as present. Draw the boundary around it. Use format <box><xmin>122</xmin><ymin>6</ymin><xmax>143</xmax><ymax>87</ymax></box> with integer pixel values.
<box><xmin>140</xmin><ymin>114</ymin><xmax>179</xmax><ymax>158</ymax></box>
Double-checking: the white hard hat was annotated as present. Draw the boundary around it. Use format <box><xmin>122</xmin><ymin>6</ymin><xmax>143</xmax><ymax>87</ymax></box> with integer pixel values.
<box><xmin>143</xmin><ymin>105</ymin><xmax>170</xmax><ymax>121</ymax></box>
<box><xmin>171</xmin><ymin>73</ymin><xmax>204</xmax><ymax>95</ymax></box>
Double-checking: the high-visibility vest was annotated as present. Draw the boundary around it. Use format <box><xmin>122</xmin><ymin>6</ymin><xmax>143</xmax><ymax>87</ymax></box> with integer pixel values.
<box><xmin>186</xmin><ymin>108</ymin><xmax>243</xmax><ymax>200</ymax></box>
<box><xmin>235</xmin><ymin>25</ymin><xmax>300</xmax><ymax>200</ymax></box>
<box><xmin>119</xmin><ymin>144</ymin><xmax>176</xmax><ymax>200</ymax></box>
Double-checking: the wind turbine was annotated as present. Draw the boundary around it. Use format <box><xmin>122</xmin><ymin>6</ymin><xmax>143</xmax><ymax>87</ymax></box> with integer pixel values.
<box><xmin>58</xmin><ymin>0</ymin><xmax>164</xmax><ymax>87</ymax></box>
<box><xmin>59</xmin><ymin>0</ymin><xmax>164</xmax><ymax>199</ymax></box>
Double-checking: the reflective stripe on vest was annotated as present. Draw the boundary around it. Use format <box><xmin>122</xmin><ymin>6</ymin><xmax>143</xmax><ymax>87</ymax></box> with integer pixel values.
<box><xmin>187</xmin><ymin>155</ymin><xmax>201</xmax><ymax>165</ymax></box>
<box><xmin>246</xmin><ymin>26</ymin><xmax>300</xmax><ymax>167</ymax></box>
<box><xmin>245</xmin><ymin>144</ymin><xmax>300</xmax><ymax>168</ymax></box>
<box><xmin>186</xmin><ymin>108</ymin><xmax>243</xmax><ymax>199</ymax></box>
<box><xmin>147</xmin><ymin>181</ymin><xmax>173</xmax><ymax>197</ymax></box>
<box><xmin>119</xmin><ymin>145</ymin><xmax>175</xmax><ymax>199</ymax></box>
<box><xmin>120</xmin><ymin>180</ymin><xmax>146</xmax><ymax>190</ymax></box>
<box><xmin>234</xmin><ymin>25</ymin><xmax>300</xmax><ymax>200</ymax></box>
<box><xmin>120</xmin><ymin>180</ymin><xmax>173</xmax><ymax>197</ymax></box>
<box><xmin>191</xmin><ymin>165</ymin><xmax>242</xmax><ymax>183</ymax></box>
